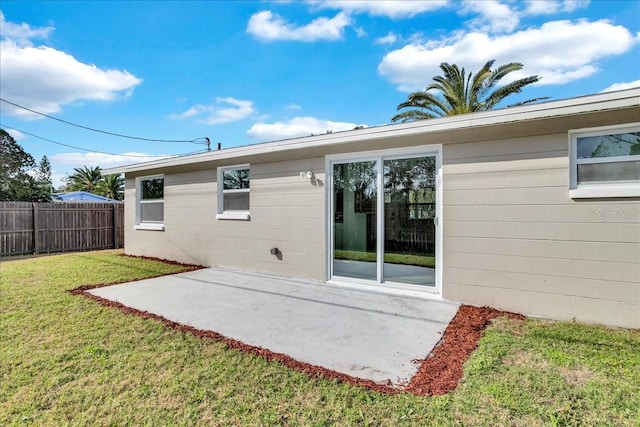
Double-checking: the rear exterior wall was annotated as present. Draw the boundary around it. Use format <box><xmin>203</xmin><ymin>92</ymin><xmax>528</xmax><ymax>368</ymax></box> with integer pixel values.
<box><xmin>123</xmin><ymin>157</ymin><xmax>327</xmax><ymax>280</ymax></box>
<box><xmin>441</xmin><ymin>132</ymin><xmax>639</xmax><ymax>328</ymax></box>
<box><xmin>123</xmin><ymin>131</ymin><xmax>639</xmax><ymax>329</ymax></box>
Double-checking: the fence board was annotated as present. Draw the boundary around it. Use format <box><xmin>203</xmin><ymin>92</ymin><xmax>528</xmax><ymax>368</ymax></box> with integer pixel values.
<box><xmin>0</xmin><ymin>202</ymin><xmax>124</xmax><ymax>257</ymax></box>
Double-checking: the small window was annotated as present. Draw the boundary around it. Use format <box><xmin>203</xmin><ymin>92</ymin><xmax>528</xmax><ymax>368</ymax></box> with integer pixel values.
<box><xmin>216</xmin><ymin>165</ymin><xmax>250</xmax><ymax>220</ymax></box>
<box><xmin>135</xmin><ymin>175</ymin><xmax>164</xmax><ymax>230</ymax></box>
<box><xmin>569</xmin><ymin>124</ymin><xmax>640</xmax><ymax>198</ymax></box>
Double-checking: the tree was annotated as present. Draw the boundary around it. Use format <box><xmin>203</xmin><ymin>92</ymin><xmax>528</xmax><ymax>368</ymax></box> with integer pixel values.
<box><xmin>64</xmin><ymin>166</ymin><xmax>124</xmax><ymax>200</ymax></box>
<box><xmin>97</xmin><ymin>174</ymin><xmax>124</xmax><ymax>201</ymax></box>
<box><xmin>392</xmin><ymin>60</ymin><xmax>547</xmax><ymax>123</ymax></box>
<box><xmin>65</xmin><ymin>165</ymin><xmax>102</xmax><ymax>193</ymax></box>
<box><xmin>32</xmin><ymin>155</ymin><xmax>54</xmax><ymax>202</ymax></box>
<box><xmin>0</xmin><ymin>129</ymin><xmax>37</xmax><ymax>201</ymax></box>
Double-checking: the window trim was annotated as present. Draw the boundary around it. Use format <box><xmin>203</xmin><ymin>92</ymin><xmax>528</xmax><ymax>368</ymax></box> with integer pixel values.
<box><xmin>135</xmin><ymin>174</ymin><xmax>165</xmax><ymax>230</ymax></box>
<box><xmin>216</xmin><ymin>164</ymin><xmax>250</xmax><ymax>220</ymax></box>
<box><xmin>569</xmin><ymin>123</ymin><xmax>640</xmax><ymax>199</ymax></box>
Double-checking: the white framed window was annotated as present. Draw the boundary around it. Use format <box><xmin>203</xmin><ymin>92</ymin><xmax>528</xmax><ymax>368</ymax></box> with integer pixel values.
<box><xmin>569</xmin><ymin>123</ymin><xmax>640</xmax><ymax>198</ymax></box>
<box><xmin>216</xmin><ymin>165</ymin><xmax>250</xmax><ymax>220</ymax></box>
<box><xmin>135</xmin><ymin>175</ymin><xmax>165</xmax><ymax>230</ymax></box>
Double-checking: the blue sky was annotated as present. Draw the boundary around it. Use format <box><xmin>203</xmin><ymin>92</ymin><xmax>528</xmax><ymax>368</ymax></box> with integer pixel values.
<box><xmin>1</xmin><ymin>0</ymin><xmax>638</xmax><ymax>187</ymax></box>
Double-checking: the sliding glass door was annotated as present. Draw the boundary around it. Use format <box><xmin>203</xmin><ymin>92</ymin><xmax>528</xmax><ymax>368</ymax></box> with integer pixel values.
<box><xmin>332</xmin><ymin>161</ymin><xmax>378</xmax><ymax>280</ymax></box>
<box><xmin>382</xmin><ymin>157</ymin><xmax>436</xmax><ymax>286</ymax></box>
<box><xmin>331</xmin><ymin>153</ymin><xmax>437</xmax><ymax>289</ymax></box>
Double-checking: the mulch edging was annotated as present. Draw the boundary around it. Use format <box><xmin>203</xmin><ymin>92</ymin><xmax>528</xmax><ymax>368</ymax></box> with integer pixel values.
<box><xmin>405</xmin><ymin>305</ymin><xmax>525</xmax><ymax>395</ymax></box>
<box><xmin>117</xmin><ymin>253</ymin><xmax>207</xmax><ymax>269</ymax></box>
<box><xmin>71</xmin><ymin>261</ymin><xmax>525</xmax><ymax>396</ymax></box>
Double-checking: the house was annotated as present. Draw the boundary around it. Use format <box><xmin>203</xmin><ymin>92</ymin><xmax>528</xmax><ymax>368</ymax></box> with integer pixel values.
<box><xmin>105</xmin><ymin>89</ymin><xmax>640</xmax><ymax>329</ymax></box>
<box><xmin>53</xmin><ymin>191</ymin><xmax>121</xmax><ymax>203</ymax></box>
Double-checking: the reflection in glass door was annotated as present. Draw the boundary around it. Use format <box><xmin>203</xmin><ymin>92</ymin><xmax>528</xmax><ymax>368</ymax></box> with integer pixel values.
<box><xmin>332</xmin><ymin>161</ymin><xmax>377</xmax><ymax>280</ymax></box>
<box><xmin>383</xmin><ymin>157</ymin><xmax>436</xmax><ymax>287</ymax></box>
<box><xmin>331</xmin><ymin>153</ymin><xmax>438</xmax><ymax>289</ymax></box>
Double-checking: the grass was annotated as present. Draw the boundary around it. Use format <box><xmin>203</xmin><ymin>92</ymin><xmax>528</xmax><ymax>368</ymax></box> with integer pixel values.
<box><xmin>1</xmin><ymin>250</ymin><xmax>639</xmax><ymax>426</ymax></box>
<box><xmin>334</xmin><ymin>249</ymin><xmax>436</xmax><ymax>268</ymax></box>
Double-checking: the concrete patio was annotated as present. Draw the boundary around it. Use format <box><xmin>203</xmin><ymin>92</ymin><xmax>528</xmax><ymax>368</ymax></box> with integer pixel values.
<box><xmin>88</xmin><ymin>268</ymin><xmax>459</xmax><ymax>386</ymax></box>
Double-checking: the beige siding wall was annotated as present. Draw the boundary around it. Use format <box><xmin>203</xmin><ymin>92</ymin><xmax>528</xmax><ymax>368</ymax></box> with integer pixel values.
<box><xmin>441</xmin><ymin>133</ymin><xmax>640</xmax><ymax>328</ymax></box>
<box><xmin>124</xmin><ymin>157</ymin><xmax>326</xmax><ymax>280</ymax></box>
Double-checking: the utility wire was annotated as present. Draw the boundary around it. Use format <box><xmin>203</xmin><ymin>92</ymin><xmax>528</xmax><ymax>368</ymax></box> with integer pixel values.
<box><xmin>0</xmin><ymin>97</ymin><xmax>208</xmax><ymax>144</ymax></box>
<box><xmin>1</xmin><ymin>125</ymin><xmax>208</xmax><ymax>158</ymax></box>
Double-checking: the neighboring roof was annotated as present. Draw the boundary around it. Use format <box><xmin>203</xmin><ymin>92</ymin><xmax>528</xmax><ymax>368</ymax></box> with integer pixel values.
<box><xmin>104</xmin><ymin>88</ymin><xmax>640</xmax><ymax>176</ymax></box>
<box><xmin>53</xmin><ymin>191</ymin><xmax>122</xmax><ymax>203</ymax></box>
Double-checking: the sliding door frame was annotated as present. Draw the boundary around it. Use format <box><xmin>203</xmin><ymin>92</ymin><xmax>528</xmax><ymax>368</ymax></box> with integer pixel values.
<box><xmin>326</xmin><ymin>144</ymin><xmax>443</xmax><ymax>297</ymax></box>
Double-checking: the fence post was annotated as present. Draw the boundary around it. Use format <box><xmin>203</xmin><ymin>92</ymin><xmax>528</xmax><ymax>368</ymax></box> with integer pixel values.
<box><xmin>32</xmin><ymin>203</ymin><xmax>39</xmax><ymax>255</ymax></box>
<box><xmin>112</xmin><ymin>204</ymin><xmax>119</xmax><ymax>248</ymax></box>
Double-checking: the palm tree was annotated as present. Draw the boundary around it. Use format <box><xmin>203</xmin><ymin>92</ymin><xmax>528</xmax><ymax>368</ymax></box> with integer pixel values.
<box><xmin>65</xmin><ymin>166</ymin><xmax>102</xmax><ymax>193</ymax></box>
<box><xmin>97</xmin><ymin>174</ymin><xmax>124</xmax><ymax>200</ymax></box>
<box><xmin>391</xmin><ymin>60</ymin><xmax>547</xmax><ymax>123</ymax></box>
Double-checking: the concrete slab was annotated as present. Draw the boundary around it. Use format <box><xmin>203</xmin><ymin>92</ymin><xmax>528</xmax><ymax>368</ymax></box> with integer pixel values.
<box><xmin>88</xmin><ymin>268</ymin><xmax>459</xmax><ymax>385</ymax></box>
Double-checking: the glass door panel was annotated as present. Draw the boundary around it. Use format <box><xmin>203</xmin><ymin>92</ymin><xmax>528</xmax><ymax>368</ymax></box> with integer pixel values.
<box><xmin>383</xmin><ymin>157</ymin><xmax>436</xmax><ymax>286</ymax></box>
<box><xmin>332</xmin><ymin>161</ymin><xmax>378</xmax><ymax>280</ymax></box>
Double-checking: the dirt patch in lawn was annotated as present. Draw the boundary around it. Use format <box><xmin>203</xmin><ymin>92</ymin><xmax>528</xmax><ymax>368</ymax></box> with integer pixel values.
<box><xmin>72</xmin><ymin>282</ymin><xmax>524</xmax><ymax>396</ymax></box>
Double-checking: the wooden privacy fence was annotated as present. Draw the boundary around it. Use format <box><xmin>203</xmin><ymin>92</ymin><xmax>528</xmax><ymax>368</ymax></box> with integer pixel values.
<box><xmin>0</xmin><ymin>202</ymin><xmax>124</xmax><ymax>257</ymax></box>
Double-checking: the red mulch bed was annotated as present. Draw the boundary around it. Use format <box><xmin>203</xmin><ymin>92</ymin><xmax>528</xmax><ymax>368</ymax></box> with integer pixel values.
<box><xmin>71</xmin><ymin>262</ymin><xmax>525</xmax><ymax>396</ymax></box>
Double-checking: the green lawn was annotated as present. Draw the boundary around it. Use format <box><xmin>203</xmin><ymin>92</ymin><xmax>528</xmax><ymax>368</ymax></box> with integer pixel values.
<box><xmin>1</xmin><ymin>250</ymin><xmax>638</xmax><ymax>426</ymax></box>
<box><xmin>334</xmin><ymin>249</ymin><xmax>436</xmax><ymax>268</ymax></box>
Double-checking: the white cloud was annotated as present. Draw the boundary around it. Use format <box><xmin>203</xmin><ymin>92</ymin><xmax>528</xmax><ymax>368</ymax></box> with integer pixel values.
<box><xmin>524</xmin><ymin>0</ymin><xmax>590</xmax><ymax>15</ymax></box>
<box><xmin>286</xmin><ymin>103</ymin><xmax>302</xmax><ymax>110</ymax></box>
<box><xmin>378</xmin><ymin>19</ymin><xmax>640</xmax><ymax>92</ymax></box>
<box><xmin>561</xmin><ymin>0</ymin><xmax>591</xmax><ymax>12</ymax></box>
<box><xmin>0</xmin><ymin>15</ymin><xmax>142</xmax><ymax>119</ymax></box>
<box><xmin>460</xmin><ymin>0</ymin><xmax>520</xmax><ymax>33</ymax></box>
<box><xmin>51</xmin><ymin>171</ymin><xmax>68</xmax><ymax>188</ymax></box>
<box><xmin>353</xmin><ymin>26</ymin><xmax>367</xmax><ymax>38</ymax></box>
<box><xmin>525</xmin><ymin>0</ymin><xmax>559</xmax><ymax>14</ymax></box>
<box><xmin>49</xmin><ymin>152</ymin><xmax>176</xmax><ymax>186</ymax></box>
<box><xmin>168</xmin><ymin>97</ymin><xmax>255</xmax><ymax>125</ymax></box>
<box><xmin>374</xmin><ymin>32</ymin><xmax>398</xmax><ymax>45</ymax></box>
<box><xmin>247</xmin><ymin>116</ymin><xmax>366</xmax><ymax>140</ymax></box>
<box><xmin>311</xmin><ymin>1</ymin><xmax>449</xmax><ymax>19</ymax></box>
<box><xmin>0</xmin><ymin>11</ymin><xmax>54</xmax><ymax>46</ymax></box>
<box><xmin>247</xmin><ymin>10</ymin><xmax>350</xmax><ymax>41</ymax></box>
<box><xmin>600</xmin><ymin>80</ymin><xmax>640</xmax><ymax>93</ymax></box>
<box><xmin>4</xmin><ymin>128</ymin><xmax>25</xmax><ymax>141</ymax></box>
<box><xmin>51</xmin><ymin>152</ymin><xmax>174</xmax><ymax>168</ymax></box>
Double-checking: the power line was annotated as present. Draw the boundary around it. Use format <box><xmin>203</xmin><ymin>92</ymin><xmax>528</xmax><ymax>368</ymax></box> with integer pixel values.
<box><xmin>0</xmin><ymin>97</ymin><xmax>208</xmax><ymax>144</ymax></box>
<box><xmin>1</xmin><ymin>125</ymin><xmax>208</xmax><ymax>158</ymax></box>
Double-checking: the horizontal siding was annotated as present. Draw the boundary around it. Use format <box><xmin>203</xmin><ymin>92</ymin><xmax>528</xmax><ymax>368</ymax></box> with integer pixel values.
<box><xmin>445</xmin><ymin>186</ymin><xmax>573</xmax><ymax>205</ymax></box>
<box><xmin>444</xmin><ymin>204</ymin><xmax>640</xmax><ymax>223</ymax></box>
<box><xmin>444</xmin><ymin>251</ymin><xmax>639</xmax><ymax>283</ymax></box>
<box><xmin>446</xmin><ymin>267</ymin><xmax>638</xmax><ymax>302</ymax></box>
<box><xmin>443</xmin><ymin>134</ymin><xmax>566</xmax><ymax>161</ymax></box>
<box><xmin>124</xmin><ymin>159</ymin><xmax>326</xmax><ymax>281</ymax></box>
<box><xmin>445</xmin><ymin>237</ymin><xmax>640</xmax><ymax>264</ymax></box>
<box><xmin>444</xmin><ymin>220</ymin><xmax>639</xmax><ymax>243</ymax></box>
<box><xmin>442</xmin><ymin>132</ymin><xmax>640</xmax><ymax>328</ymax></box>
<box><xmin>444</xmin><ymin>167</ymin><xmax>568</xmax><ymax>190</ymax></box>
<box><xmin>445</xmin><ymin>282</ymin><xmax>639</xmax><ymax>327</ymax></box>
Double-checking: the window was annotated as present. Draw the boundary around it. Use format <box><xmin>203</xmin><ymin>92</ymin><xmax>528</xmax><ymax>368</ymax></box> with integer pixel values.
<box><xmin>135</xmin><ymin>175</ymin><xmax>164</xmax><ymax>230</ymax></box>
<box><xmin>216</xmin><ymin>165</ymin><xmax>250</xmax><ymax>220</ymax></box>
<box><xmin>569</xmin><ymin>124</ymin><xmax>640</xmax><ymax>198</ymax></box>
